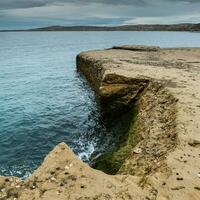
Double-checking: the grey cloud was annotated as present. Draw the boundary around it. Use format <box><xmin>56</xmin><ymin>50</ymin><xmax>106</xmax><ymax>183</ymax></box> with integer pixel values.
<box><xmin>0</xmin><ymin>0</ymin><xmax>200</xmax><ymax>29</ymax></box>
<box><xmin>169</xmin><ymin>0</ymin><xmax>200</xmax><ymax>2</ymax></box>
<box><xmin>0</xmin><ymin>0</ymin><xmax>46</xmax><ymax>9</ymax></box>
<box><xmin>2</xmin><ymin>0</ymin><xmax>200</xmax><ymax>10</ymax></box>
<box><xmin>0</xmin><ymin>0</ymin><xmax>149</xmax><ymax>10</ymax></box>
<box><xmin>0</xmin><ymin>0</ymin><xmax>199</xmax><ymax>10</ymax></box>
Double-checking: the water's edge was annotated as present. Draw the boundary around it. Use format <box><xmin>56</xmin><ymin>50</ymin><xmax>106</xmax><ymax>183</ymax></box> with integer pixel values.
<box><xmin>76</xmin><ymin>46</ymin><xmax>177</xmax><ymax>176</ymax></box>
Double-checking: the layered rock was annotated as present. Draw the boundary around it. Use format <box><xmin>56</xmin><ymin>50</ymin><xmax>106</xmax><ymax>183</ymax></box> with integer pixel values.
<box><xmin>0</xmin><ymin>143</ymin><xmax>146</xmax><ymax>200</ymax></box>
<box><xmin>1</xmin><ymin>45</ymin><xmax>200</xmax><ymax>200</ymax></box>
<box><xmin>77</xmin><ymin>45</ymin><xmax>200</xmax><ymax>200</ymax></box>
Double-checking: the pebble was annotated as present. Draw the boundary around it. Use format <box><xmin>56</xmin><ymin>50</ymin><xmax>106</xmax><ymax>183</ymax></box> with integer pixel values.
<box><xmin>56</xmin><ymin>190</ymin><xmax>61</xmax><ymax>195</ymax></box>
<box><xmin>15</xmin><ymin>179</ymin><xmax>21</xmax><ymax>183</ymax></box>
<box><xmin>29</xmin><ymin>182</ymin><xmax>36</xmax><ymax>190</ymax></box>
<box><xmin>69</xmin><ymin>163</ymin><xmax>73</xmax><ymax>167</ymax></box>
<box><xmin>1</xmin><ymin>188</ymin><xmax>5</xmax><ymax>193</ymax></box>
<box><xmin>50</xmin><ymin>177</ymin><xmax>56</xmax><ymax>182</ymax></box>
<box><xmin>9</xmin><ymin>178</ymin><xmax>13</xmax><ymax>182</ymax></box>
<box><xmin>65</xmin><ymin>165</ymin><xmax>70</xmax><ymax>170</ymax></box>
<box><xmin>133</xmin><ymin>147</ymin><xmax>142</xmax><ymax>154</ymax></box>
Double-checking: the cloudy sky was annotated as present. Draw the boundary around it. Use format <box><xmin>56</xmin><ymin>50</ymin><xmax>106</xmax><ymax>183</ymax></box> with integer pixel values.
<box><xmin>0</xmin><ymin>0</ymin><xmax>200</xmax><ymax>29</ymax></box>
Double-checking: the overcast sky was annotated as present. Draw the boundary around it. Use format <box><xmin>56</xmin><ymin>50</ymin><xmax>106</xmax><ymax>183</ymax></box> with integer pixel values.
<box><xmin>0</xmin><ymin>0</ymin><xmax>200</xmax><ymax>29</ymax></box>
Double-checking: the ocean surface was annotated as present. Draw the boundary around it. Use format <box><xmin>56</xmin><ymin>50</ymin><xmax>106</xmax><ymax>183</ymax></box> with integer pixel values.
<box><xmin>0</xmin><ymin>31</ymin><xmax>200</xmax><ymax>178</ymax></box>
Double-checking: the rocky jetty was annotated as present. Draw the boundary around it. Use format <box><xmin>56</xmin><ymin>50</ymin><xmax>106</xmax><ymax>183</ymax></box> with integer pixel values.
<box><xmin>1</xmin><ymin>45</ymin><xmax>200</xmax><ymax>200</ymax></box>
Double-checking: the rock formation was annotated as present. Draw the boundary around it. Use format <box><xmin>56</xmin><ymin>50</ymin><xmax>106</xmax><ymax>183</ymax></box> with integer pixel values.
<box><xmin>0</xmin><ymin>143</ymin><xmax>146</xmax><ymax>199</ymax></box>
<box><xmin>76</xmin><ymin>45</ymin><xmax>200</xmax><ymax>199</ymax></box>
<box><xmin>1</xmin><ymin>45</ymin><xmax>200</xmax><ymax>200</ymax></box>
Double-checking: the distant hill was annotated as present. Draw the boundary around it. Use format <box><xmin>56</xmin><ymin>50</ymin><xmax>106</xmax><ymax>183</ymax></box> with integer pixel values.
<box><xmin>1</xmin><ymin>23</ymin><xmax>200</xmax><ymax>32</ymax></box>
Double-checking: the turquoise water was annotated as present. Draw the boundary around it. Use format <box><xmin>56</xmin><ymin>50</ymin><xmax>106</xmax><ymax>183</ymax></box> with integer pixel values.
<box><xmin>0</xmin><ymin>31</ymin><xmax>200</xmax><ymax>178</ymax></box>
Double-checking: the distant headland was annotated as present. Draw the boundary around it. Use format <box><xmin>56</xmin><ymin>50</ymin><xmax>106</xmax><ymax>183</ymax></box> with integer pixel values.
<box><xmin>1</xmin><ymin>23</ymin><xmax>200</xmax><ymax>32</ymax></box>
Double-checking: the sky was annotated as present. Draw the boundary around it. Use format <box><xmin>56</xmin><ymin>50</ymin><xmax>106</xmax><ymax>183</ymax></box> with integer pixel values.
<box><xmin>0</xmin><ymin>0</ymin><xmax>200</xmax><ymax>29</ymax></box>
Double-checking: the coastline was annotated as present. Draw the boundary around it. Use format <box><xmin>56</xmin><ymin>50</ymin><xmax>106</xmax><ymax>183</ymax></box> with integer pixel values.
<box><xmin>76</xmin><ymin>45</ymin><xmax>200</xmax><ymax>199</ymax></box>
<box><xmin>76</xmin><ymin>45</ymin><xmax>178</xmax><ymax>177</ymax></box>
<box><xmin>0</xmin><ymin>23</ymin><xmax>200</xmax><ymax>32</ymax></box>
<box><xmin>1</xmin><ymin>45</ymin><xmax>200</xmax><ymax>199</ymax></box>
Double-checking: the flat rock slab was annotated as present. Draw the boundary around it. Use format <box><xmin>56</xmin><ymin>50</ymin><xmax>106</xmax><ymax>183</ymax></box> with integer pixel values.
<box><xmin>77</xmin><ymin>46</ymin><xmax>200</xmax><ymax>200</ymax></box>
<box><xmin>112</xmin><ymin>45</ymin><xmax>160</xmax><ymax>51</ymax></box>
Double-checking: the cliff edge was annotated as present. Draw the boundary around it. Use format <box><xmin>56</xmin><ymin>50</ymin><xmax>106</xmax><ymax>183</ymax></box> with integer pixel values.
<box><xmin>76</xmin><ymin>45</ymin><xmax>200</xmax><ymax>199</ymax></box>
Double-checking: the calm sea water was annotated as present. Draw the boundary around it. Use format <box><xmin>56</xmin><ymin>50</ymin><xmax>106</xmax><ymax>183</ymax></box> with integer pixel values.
<box><xmin>0</xmin><ymin>31</ymin><xmax>200</xmax><ymax>178</ymax></box>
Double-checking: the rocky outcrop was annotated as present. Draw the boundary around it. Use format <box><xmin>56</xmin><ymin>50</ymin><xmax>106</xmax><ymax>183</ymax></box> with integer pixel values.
<box><xmin>0</xmin><ymin>143</ymin><xmax>146</xmax><ymax>200</ymax></box>
<box><xmin>76</xmin><ymin>45</ymin><xmax>200</xmax><ymax>200</ymax></box>
<box><xmin>112</xmin><ymin>45</ymin><xmax>160</xmax><ymax>52</ymax></box>
<box><xmin>1</xmin><ymin>45</ymin><xmax>200</xmax><ymax>200</ymax></box>
<box><xmin>77</xmin><ymin>52</ymin><xmax>149</xmax><ymax>117</ymax></box>
<box><xmin>77</xmin><ymin>47</ymin><xmax>178</xmax><ymax>178</ymax></box>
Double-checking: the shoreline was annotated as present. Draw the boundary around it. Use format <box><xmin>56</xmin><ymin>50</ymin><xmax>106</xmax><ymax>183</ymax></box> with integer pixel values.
<box><xmin>0</xmin><ymin>45</ymin><xmax>200</xmax><ymax>199</ymax></box>
<box><xmin>76</xmin><ymin>45</ymin><xmax>178</xmax><ymax>177</ymax></box>
<box><xmin>0</xmin><ymin>23</ymin><xmax>200</xmax><ymax>32</ymax></box>
<box><xmin>76</xmin><ymin>45</ymin><xmax>200</xmax><ymax>199</ymax></box>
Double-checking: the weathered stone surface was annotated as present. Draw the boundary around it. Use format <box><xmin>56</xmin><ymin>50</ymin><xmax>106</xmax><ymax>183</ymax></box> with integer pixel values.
<box><xmin>1</xmin><ymin>46</ymin><xmax>200</xmax><ymax>200</ymax></box>
<box><xmin>77</xmin><ymin>46</ymin><xmax>200</xmax><ymax>200</ymax></box>
<box><xmin>99</xmin><ymin>73</ymin><xmax>149</xmax><ymax>117</ymax></box>
<box><xmin>0</xmin><ymin>143</ymin><xmax>145</xmax><ymax>200</ymax></box>
<box><xmin>113</xmin><ymin>45</ymin><xmax>160</xmax><ymax>52</ymax></box>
